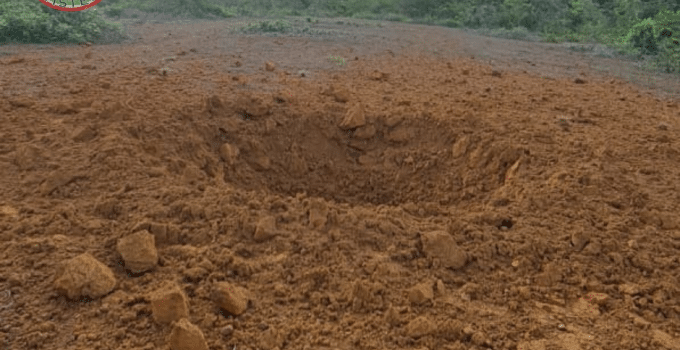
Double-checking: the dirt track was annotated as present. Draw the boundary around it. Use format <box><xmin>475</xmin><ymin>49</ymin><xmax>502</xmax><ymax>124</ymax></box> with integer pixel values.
<box><xmin>1</xmin><ymin>15</ymin><xmax>680</xmax><ymax>350</ymax></box>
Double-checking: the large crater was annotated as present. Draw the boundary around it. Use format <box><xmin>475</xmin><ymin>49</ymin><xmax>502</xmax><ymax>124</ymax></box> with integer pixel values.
<box><xmin>203</xmin><ymin>94</ymin><xmax>527</xmax><ymax>207</ymax></box>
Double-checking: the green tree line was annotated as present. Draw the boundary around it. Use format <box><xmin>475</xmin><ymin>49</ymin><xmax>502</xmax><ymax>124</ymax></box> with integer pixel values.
<box><xmin>1</xmin><ymin>0</ymin><xmax>678</xmax><ymax>72</ymax></box>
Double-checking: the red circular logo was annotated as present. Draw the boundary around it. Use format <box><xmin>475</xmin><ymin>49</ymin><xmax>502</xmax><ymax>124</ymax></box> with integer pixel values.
<box><xmin>38</xmin><ymin>0</ymin><xmax>103</xmax><ymax>12</ymax></box>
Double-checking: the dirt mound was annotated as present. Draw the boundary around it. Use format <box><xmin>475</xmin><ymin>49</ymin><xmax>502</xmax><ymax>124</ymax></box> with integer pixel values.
<box><xmin>1</xmin><ymin>19</ymin><xmax>680</xmax><ymax>350</ymax></box>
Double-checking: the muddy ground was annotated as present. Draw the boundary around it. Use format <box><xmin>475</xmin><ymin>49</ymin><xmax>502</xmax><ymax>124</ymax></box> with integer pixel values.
<box><xmin>1</xmin><ymin>14</ymin><xmax>680</xmax><ymax>350</ymax></box>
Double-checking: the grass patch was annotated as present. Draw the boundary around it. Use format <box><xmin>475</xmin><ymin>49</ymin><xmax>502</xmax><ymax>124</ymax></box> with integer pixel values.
<box><xmin>382</xmin><ymin>13</ymin><xmax>410</xmax><ymax>22</ymax></box>
<box><xmin>351</xmin><ymin>12</ymin><xmax>380</xmax><ymax>20</ymax></box>
<box><xmin>240</xmin><ymin>19</ymin><xmax>292</xmax><ymax>34</ymax></box>
<box><xmin>328</xmin><ymin>56</ymin><xmax>346</xmax><ymax>65</ymax></box>
<box><xmin>435</xmin><ymin>18</ymin><xmax>462</xmax><ymax>28</ymax></box>
<box><xmin>236</xmin><ymin>19</ymin><xmax>335</xmax><ymax>36</ymax></box>
<box><xmin>566</xmin><ymin>43</ymin><xmax>596</xmax><ymax>52</ymax></box>
<box><xmin>467</xmin><ymin>26</ymin><xmax>534</xmax><ymax>42</ymax></box>
<box><xmin>100</xmin><ymin>0</ymin><xmax>234</xmax><ymax>19</ymax></box>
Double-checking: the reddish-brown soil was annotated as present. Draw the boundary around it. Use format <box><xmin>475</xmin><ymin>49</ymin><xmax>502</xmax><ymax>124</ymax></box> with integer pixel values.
<box><xmin>1</xmin><ymin>15</ymin><xmax>680</xmax><ymax>350</ymax></box>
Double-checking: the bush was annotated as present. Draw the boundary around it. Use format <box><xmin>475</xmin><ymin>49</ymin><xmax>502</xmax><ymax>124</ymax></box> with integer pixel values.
<box><xmin>622</xmin><ymin>15</ymin><xmax>679</xmax><ymax>56</ymax></box>
<box><xmin>500</xmin><ymin>0</ymin><xmax>536</xmax><ymax>31</ymax></box>
<box><xmin>0</xmin><ymin>0</ymin><xmax>125</xmax><ymax>44</ymax></box>
<box><xmin>103</xmin><ymin>6</ymin><xmax>125</xmax><ymax>18</ymax></box>
<box><xmin>325</xmin><ymin>0</ymin><xmax>350</xmax><ymax>17</ymax></box>
<box><xmin>369</xmin><ymin>0</ymin><xmax>399</xmax><ymax>14</ymax></box>
<box><xmin>464</xmin><ymin>4</ymin><xmax>502</xmax><ymax>29</ymax></box>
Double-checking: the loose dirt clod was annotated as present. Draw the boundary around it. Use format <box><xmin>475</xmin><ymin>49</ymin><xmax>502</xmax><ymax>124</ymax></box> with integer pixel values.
<box><xmin>408</xmin><ymin>282</ymin><xmax>434</xmax><ymax>305</ymax></box>
<box><xmin>53</xmin><ymin>253</ymin><xmax>116</xmax><ymax>300</ymax></box>
<box><xmin>211</xmin><ymin>282</ymin><xmax>248</xmax><ymax>316</ymax></box>
<box><xmin>168</xmin><ymin>318</ymin><xmax>209</xmax><ymax>350</ymax></box>
<box><xmin>419</xmin><ymin>231</ymin><xmax>468</xmax><ymax>269</ymax></box>
<box><xmin>116</xmin><ymin>230</ymin><xmax>159</xmax><ymax>272</ymax></box>
<box><xmin>150</xmin><ymin>284</ymin><xmax>190</xmax><ymax>324</ymax></box>
<box><xmin>253</xmin><ymin>215</ymin><xmax>277</xmax><ymax>242</ymax></box>
<box><xmin>405</xmin><ymin>316</ymin><xmax>436</xmax><ymax>338</ymax></box>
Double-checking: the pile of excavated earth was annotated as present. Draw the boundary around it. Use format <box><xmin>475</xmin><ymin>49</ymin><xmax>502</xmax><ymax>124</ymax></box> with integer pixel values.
<box><xmin>1</xmin><ymin>17</ymin><xmax>680</xmax><ymax>350</ymax></box>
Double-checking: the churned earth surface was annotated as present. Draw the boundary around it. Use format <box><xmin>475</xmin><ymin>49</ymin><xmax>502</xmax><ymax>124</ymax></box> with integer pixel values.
<box><xmin>1</xmin><ymin>14</ymin><xmax>680</xmax><ymax>350</ymax></box>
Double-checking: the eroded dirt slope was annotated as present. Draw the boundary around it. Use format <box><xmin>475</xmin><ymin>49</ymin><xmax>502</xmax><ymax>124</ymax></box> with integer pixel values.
<box><xmin>1</xmin><ymin>16</ymin><xmax>680</xmax><ymax>350</ymax></box>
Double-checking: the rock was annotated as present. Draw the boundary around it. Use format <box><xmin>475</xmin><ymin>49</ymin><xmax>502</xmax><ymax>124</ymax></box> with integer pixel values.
<box><xmin>419</xmin><ymin>231</ymin><xmax>468</xmax><ymax>269</ymax></box>
<box><xmin>404</xmin><ymin>316</ymin><xmax>435</xmax><ymax>338</ymax></box>
<box><xmin>369</xmin><ymin>71</ymin><xmax>389</xmax><ymax>81</ymax></box>
<box><xmin>205</xmin><ymin>95</ymin><xmax>224</xmax><ymax>113</ymax></box>
<box><xmin>143</xmin><ymin>222</ymin><xmax>177</xmax><ymax>245</ymax></box>
<box><xmin>252</xmin><ymin>154</ymin><xmax>271</xmax><ymax>170</ymax></box>
<box><xmin>452</xmin><ymin>135</ymin><xmax>471</xmax><ymax>158</ymax></box>
<box><xmin>408</xmin><ymin>282</ymin><xmax>434</xmax><ymax>305</ymax></box>
<box><xmin>219</xmin><ymin>143</ymin><xmax>239</xmax><ymax>166</ymax></box>
<box><xmin>0</xmin><ymin>205</ymin><xmax>19</xmax><ymax>220</ymax></box>
<box><xmin>40</xmin><ymin>171</ymin><xmax>85</xmax><ymax>196</ymax></box>
<box><xmin>150</xmin><ymin>284</ymin><xmax>189</xmax><ymax>324</ymax></box>
<box><xmin>383</xmin><ymin>114</ymin><xmax>404</xmax><ymax>128</ymax></box>
<box><xmin>571</xmin><ymin>231</ymin><xmax>590</xmax><ymax>251</ymax></box>
<box><xmin>13</xmin><ymin>145</ymin><xmax>43</xmax><ymax>171</ymax></box>
<box><xmin>167</xmin><ymin>318</ymin><xmax>209</xmax><ymax>350</ymax></box>
<box><xmin>53</xmin><ymin>253</ymin><xmax>116</xmax><ymax>300</ymax></box>
<box><xmin>182</xmin><ymin>267</ymin><xmax>208</xmax><ymax>282</ymax></box>
<box><xmin>354</xmin><ymin>124</ymin><xmax>376</xmax><ymax>139</ymax></box>
<box><xmin>619</xmin><ymin>283</ymin><xmax>641</xmax><ymax>295</ymax></box>
<box><xmin>339</xmin><ymin>103</ymin><xmax>365</xmax><ymax>130</ymax></box>
<box><xmin>265</xmin><ymin>118</ymin><xmax>277</xmax><ymax>133</ymax></box>
<box><xmin>72</xmin><ymin>125</ymin><xmax>97</xmax><ymax>142</ymax></box>
<box><xmin>288</xmin><ymin>149</ymin><xmax>307</xmax><ymax>177</ymax></box>
<box><xmin>220</xmin><ymin>325</ymin><xmax>233</xmax><ymax>337</ymax></box>
<box><xmin>471</xmin><ymin>331</ymin><xmax>489</xmax><ymax>346</ymax></box>
<box><xmin>434</xmin><ymin>279</ymin><xmax>445</xmax><ymax>296</ymax></box>
<box><xmin>260</xmin><ymin>326</ymin><xmax>285</xmax><ymax>349</ymax></box>
<box><xmin>658</xmin><ymin>212</ymin><xmax>678</xmax><ymax>230</ymax></box>
<box><xmin>308</xmin><ymin>199</ymin><xmax>328</xmax><ymax>229</ymax></box>
<box><xmin>535</xmin><ymin>262</ymin><xmax>562</xmax><ymax>287</ymax></box>
<box><xmin>384</xmin><ymin>305</ymin><xmax>402</xmax><ymax>327</ymax></box>
<box><xmin>358</xmin><ymin>154</ymin><xmax>376</xmax><ymax>166</ymax></box>
<box><xmin>651</xmin><ymin>329</ymin><xmax>677</xmax><ymax>349</ymax></box>
<box><xmin>265</xmin><ymin>61</ymin><xmax>276</xmax><ymax>71</ymax></box>
<box><xmin>350</xmin><ymin>280</ymin><xmax>384</xmax><ymax>310</ymax></box>
<box><xmin>93</xmin><ymin>198</ymin><xmax>123</xmax><ymax>220</ymax></box>
<box><xmin>141</xmin><ymin>222</ymin><xmax>179</xmax><ymax>245</ymax></box>
<box><xmin>211</xmin><ymin>282</ymin><xmax>248</xmax><ymax>316</ymax></box>
<box><xmin>386</xmin><ymin>126</ymin><xmax>412</xmax><ymax>143</ymax></box>
<box><xmin>183</xmin><ymin>165</ymin><xmax>205</xmax><ymax>185</ymax></box>
<box><xmin>9</xmin><ymin>97</ymin><xmax>35</xmax><ymax>108</ymax></box>
<box><xmin>254</xmin><ymin>216</ymin><xmax>277</xmax><ymax>242</ymax></box>
<box><xmin>438</xmin><ymin>319</ymin><xmax>463</xmax><ymax>340</ymax></box>
<box><xmin>116</xmin><ymin>230</ymin><xmax>158</xmax><ymax>272</ymax></box>
<box><xmin>329</xmin><ymin>84</ymin><xmax>351</xmax><ymax>103</ymax></box>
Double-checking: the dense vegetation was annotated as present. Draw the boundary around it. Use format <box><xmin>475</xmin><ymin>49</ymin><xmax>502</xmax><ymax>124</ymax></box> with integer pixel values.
<box><xmin>1</xmin><ymin>0</ymin><xmax>678</xmax><ymax>73</ymax></box>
